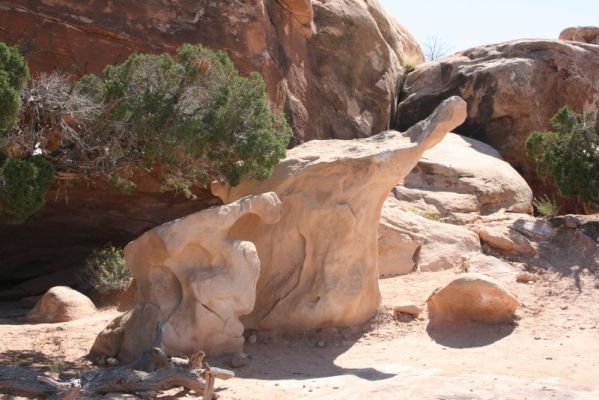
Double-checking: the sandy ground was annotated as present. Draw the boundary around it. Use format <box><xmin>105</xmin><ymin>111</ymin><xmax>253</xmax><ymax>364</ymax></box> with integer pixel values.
<box><xmin>1</xmin><ymin>268</ymin><xmax>598</xmax><ymax>399</ymax></box>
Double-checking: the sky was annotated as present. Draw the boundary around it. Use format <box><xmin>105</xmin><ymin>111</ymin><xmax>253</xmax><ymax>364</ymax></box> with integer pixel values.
<box><xmin>379</xmin><ymin>0</ymin><xmax>599</xmax><ymax>55</ymax></box>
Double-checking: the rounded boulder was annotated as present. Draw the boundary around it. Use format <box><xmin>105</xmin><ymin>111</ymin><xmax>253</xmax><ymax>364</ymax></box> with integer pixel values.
<box><xmin>26</xmin><ymin>286</ymin><xmax>96</xmax><ymax>323</ymax></box>
<box><xmin>427</xmin><ymin>274</ymin><xmax>519</xmax><ymax>325</ymax></box>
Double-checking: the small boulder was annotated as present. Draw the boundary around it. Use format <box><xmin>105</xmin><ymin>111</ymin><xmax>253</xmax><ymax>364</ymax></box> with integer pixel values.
<box><xmin>427</xmin><ymin>274</ymin><xmax>519</xmax><ymax>325</ymax></box>
<box><xmin>26</xmin><ymin>286</ymin><xmax>96</xmax><ymax>323</ymax></box>
<box><xmin>392</xmin><ymin>303</ymin><xmax>421</xmax><ymax>317</ymax></box>
<box><xmin>476</xmin><ymin>225</ymin><xmax>536</xmax><ymax>257</ymax></box>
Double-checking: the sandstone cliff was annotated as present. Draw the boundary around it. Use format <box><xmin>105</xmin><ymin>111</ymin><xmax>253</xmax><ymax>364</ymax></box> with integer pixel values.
<box><xmin>0</xmin><ymin>0</ymin><xmax>422</xmax><ymax>142</ymax></box>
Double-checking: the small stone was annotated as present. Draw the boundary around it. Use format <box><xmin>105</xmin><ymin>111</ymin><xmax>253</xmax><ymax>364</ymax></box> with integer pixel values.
<box><xmin>317</xmin><ymin>340</ymin><xmax>326</xmax><ymax>348</ymax></box>
<box><xmin>561</xmin><ymin>305</ymin><xmax>569</xmax><ymax>310</ymax></box>
<box><xmin>230</xmin><ymin>353</ymin><xmax>249</xmax><ymax>368</ymax></box>
<box><xmin>516</xmin><ymin>272</ymin><xmax>539</xmax><ymax>284</ymax></box>
<box><xmin>393</xmin><ymin>303</ymin><xmax>421</xmax><ymax>317</ymax></box>
<box><xmin>563</xmin><ymin>215</ymin><xmax>581</xmax><ymax>229</ymax></box>
<box><xmin>247</xmin><ymin>334</ymin><xmax>257</xmax><ymax>344</ymax></box>
<box><xmin>106</xmin><ymin>357</ymin><xmax>118</xmax><ymax>366</ymax></box>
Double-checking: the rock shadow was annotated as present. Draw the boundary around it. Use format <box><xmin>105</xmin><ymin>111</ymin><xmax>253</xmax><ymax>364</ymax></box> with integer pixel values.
<box><xmin>0</xmin><ymin>349</ymin><xmax>81</xmax><ymax>378</ymax></box>
<box><xmin>211</xmin><ymin>330</ymin><xmax>396</xmax><ymax>382</ymax></box>
<box><xmin>426</xmin><ymin>320</ymin><xmax>516</xmax><ymax>349</ymax></box>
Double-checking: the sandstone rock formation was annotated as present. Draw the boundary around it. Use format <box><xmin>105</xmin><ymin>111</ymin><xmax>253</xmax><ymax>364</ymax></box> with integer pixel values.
<box><xmin>0</xmin><ymin>0</ymin><xmax>422</xmax><ymax>142</ymax></box>
<box><xmin>560</xmin><ymin>26</ymin><xmax>599</xmax><ymax>44</ymax></box>
<box><xmin>91</xmin><ymin>193</ymin><xmax>283</xmax><ymax>361</ymax></box>
<box><xmin>213</xmin><ymin>96</ymin><xmax>467</xmax><ymax>331</ymax></box>
<box><xmin>378</xmin><ymin>196</ymin><xmax>481</xmax><ymax>276</ymax></box>
<box><xmin>392</xmin><ymin>133</ymin><xmax>533</xmax><ymax>219</ymax></box>
<box><xmin>0</xmin><ymin>0</ymin><xmax>423</xmax><ymax>290</ymax></box>
<box><xmin>378</xmin><ymin>132</ymin><xmax>533</xmax><ymax>277</ymax></box>
<box><xmin>395</xmin><ymin>40</ymin><xmax>599</xmax><ymax>198</ymax></box>
<box><xmin>26</xmin><ymin>286</ymin><xmax>96</xmax><ymax>323</ymax></box>
<box><xmin>427</xmin><ymin>274</ymin><xmax>519</xmax><ymax>325</ymax></box>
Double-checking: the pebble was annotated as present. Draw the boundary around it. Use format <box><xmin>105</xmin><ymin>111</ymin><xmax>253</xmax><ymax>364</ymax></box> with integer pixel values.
<box><xmin>516</xmin><ymin>272</ymin><xmax>538</xmax><ymax>284</ymax></box>
<box><xmin>393</xmin><ymin>303</ymin><xmax>421</xmax><ymax>317</ymax></box>
<box><xmin>106</xmin><ymin>357</ymin><xmax>118</xmax><ymax>366</ymax></box>
<box><xmin>317</xmin><ymin>340</ymin><xmax>326</xmax><ymax>348</ymax></box>
<box><xmin>247</xmin><ymin>334</ymin><xmax>257</xmax><ymax>344</ymax></box>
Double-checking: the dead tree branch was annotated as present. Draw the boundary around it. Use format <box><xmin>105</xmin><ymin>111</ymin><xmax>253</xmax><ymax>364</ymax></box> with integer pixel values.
<box><xmin>0</xmin><ymin>321</ymin><xmax>234</xmax><ymax>398</ymax></box>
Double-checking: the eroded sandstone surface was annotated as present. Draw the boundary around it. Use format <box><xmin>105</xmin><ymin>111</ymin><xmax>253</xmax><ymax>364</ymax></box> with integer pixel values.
<box><xmin>377</xmin><ymin>132</ymin><xmax>533</xmax><ymax>277</ymax></box>
<box><xmin>213</xmin><ymin>96</ymin><xmax>467</xmax><ymax>331</ymax></box>
<box><xmin>91</xmin><ymin>192</ymin><xmax>282</xmax><ymax>361</ymax></box>
<box><xmin>392</xmin><ymin>133</ymin><xmax>533</xmax><ymax>219</ymax></box>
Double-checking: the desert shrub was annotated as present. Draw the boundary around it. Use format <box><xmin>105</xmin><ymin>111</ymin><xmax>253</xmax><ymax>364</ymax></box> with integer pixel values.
<box><xmin>402</xmin><ymin>56</ymin><xmax>422</xmax><ymax>73</ymax></box>
<box><xmin>79</xmin><ymin>245</ymin><xmax>131</xmax><ymax>293</ymax></box>
<box><xmin>5</xmin><ymin>44</ymin><xmax>292</xmax><ymax>198</ymax></box>
<box><xmin>532</xmin><ymin>195</ymin><xmax>561</xmax><ymax>217</ymax></box>
<box><xmin>0</xmin><ymin>43</ymin><xmax>29</xmax><ymax>134</ymax></box>
<box><xmin>525</xmin><ymin>107</ymin><xmax>599</xmax><ymax>211</ymax></box>
<box><xmin>0</xmin><ymin>156</ymin><xmax>55</xmax><ymax>224</ymax></box>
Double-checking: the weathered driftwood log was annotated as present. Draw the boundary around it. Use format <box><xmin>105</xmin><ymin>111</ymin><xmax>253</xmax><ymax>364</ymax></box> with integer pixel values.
<box><xmin>0</xmin><ymin>322</ymin><xmax>233</xmax><ymax>398</ymax></box>
<box><xmin>0</xmin><ymin>365</ymin><xmax>56</xmax><ymax>397</ymax></box>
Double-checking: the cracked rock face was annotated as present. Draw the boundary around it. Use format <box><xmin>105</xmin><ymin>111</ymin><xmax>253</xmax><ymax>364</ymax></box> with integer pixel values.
<box><xmin>213</xmin><ymin>96</ymin><xmax>467</xmax><ymax>331</ymax></box>
<box><xmin>90</xmin><ymin>193</ymin><xmax>282</xmax><ymax>361</ymax></box>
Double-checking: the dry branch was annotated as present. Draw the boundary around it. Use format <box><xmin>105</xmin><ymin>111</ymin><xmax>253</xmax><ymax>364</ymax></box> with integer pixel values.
<box><xmin>0</xmin><ymin>322</ymin><xmax>234</xmax><ymax>398</ymax></box>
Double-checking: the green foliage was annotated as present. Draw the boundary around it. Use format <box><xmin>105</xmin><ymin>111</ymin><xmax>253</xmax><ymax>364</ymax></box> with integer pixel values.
<box><xmin>79</xmin><ymin>245</ymin><xmax>131</xmax><ymax>293</ymax></box>
<box><xmin>532</xmin><ymin>195</ymin><xmax>561</xmax><ymax>217</ymax></box>
<box><xmin>525</xmin><ymin>107</ymin><xmax>599</xmax><ymax>207</ymax></box>
<box><xmin>0</xmin><ymin>156</ymin><xmax>55</xmax><ymax>224</ymax></box>
<box><xmin>0</xmin><ymin>43</ymin><xmax>29</xmax><ymax>134</ymax></box>
<box><xmin>82</xmin><ymin>43</ymin><xmax>292</xmax><ymax>191</ymax></box>
<box><xmin>1</xmin><ymin>43</ymin><xmax>290</xmax><ymax>223</ymax></box>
